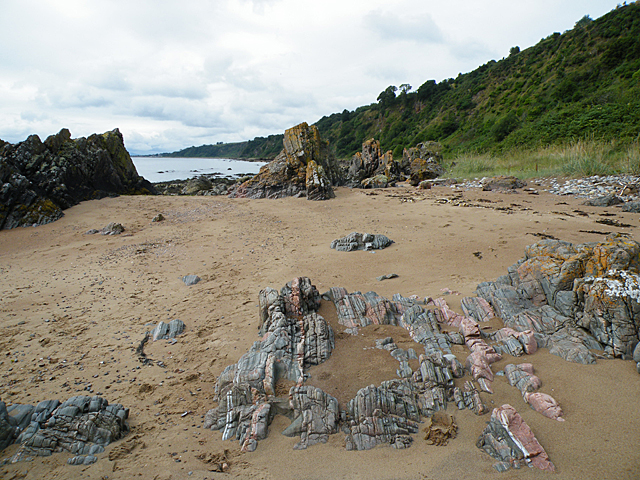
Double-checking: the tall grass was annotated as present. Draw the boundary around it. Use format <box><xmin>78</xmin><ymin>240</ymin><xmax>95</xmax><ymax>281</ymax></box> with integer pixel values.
<box><xmin>448</xmin><ymin>138</ymin><xmax>640</xmax><ymax>179</ymax></box>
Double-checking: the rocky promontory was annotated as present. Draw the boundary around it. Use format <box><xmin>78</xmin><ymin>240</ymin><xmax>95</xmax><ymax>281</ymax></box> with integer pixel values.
<box><xmin>0</xmin><ymin>128</ymin><xmax>154</xmax><ymax>229</ymax></box>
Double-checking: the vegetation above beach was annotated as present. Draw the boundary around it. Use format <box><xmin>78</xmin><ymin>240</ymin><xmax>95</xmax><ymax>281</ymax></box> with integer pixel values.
<box><xmin>166</xmin><ymin>3</ymin><xmax>640</xmax><ymax>176</ymax></box>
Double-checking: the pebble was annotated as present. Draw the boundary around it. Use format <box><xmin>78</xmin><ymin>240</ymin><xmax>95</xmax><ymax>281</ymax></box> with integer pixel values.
<box><xmin>455</xmin><ymin>175</ymin><xmax>640</xmax><ymax>201</ymax></box>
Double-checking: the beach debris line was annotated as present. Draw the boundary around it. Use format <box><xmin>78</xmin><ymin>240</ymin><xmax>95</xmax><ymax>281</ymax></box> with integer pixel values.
<box><xmin>0</xmin><ymin>395</ymin><xmax>129</xmax><ymax>465</ymax></box>
<box><xmin>330</xmin><ymin>232</ymin><xmax>394</xmax><ymax>251</ymax></box>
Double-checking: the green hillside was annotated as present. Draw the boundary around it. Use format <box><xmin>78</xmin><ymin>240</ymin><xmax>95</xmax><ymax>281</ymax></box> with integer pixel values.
<box><xmin>316</xmin><ymin>2</ymin><xmax>640</xmax><ymax>160</ymax></box>
<box><xmin>166</xmin><ymin>3</ymin><xmax>640</xmax><ymax>165</ymax></box>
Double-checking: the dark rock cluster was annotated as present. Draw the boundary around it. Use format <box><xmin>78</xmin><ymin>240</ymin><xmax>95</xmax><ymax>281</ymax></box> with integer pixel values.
<box><xmin>0</xmin><ymin>395</ymin><xmax>129</xmax><ymax>465</ymax></box>
<box><xmin>0</xmin><ymin>128</ymin><xmax>154</xmax><ymax>229</ymax></box>
<box><xmin>229</xmin><ymin>123</ymin><xmax>341</xmax><ymax>201</ymax></box>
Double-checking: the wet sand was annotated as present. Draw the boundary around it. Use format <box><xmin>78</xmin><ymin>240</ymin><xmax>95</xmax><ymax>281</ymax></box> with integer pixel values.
<box><xmin>1</xmin><ymin>184</ymin><xmax>639</xmax><ymax>479</ymax></box>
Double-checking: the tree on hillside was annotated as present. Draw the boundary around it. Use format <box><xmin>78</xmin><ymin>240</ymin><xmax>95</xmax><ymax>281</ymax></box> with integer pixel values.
<box><xmin>377</xmin><ymin>85</ymin><xmax>397</xmax><ymax>108</ymax></box>
<box><xmin>575</xmin><ymin>15</ymin><xmax>593</xmax><ymax>29</ymax></box>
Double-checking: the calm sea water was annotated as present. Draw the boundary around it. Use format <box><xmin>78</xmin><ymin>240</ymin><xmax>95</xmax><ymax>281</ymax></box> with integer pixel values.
<box><xmin>132</xmin><ymin>157</ymin><xmax>267</xmax><ymax>183</ymax></box>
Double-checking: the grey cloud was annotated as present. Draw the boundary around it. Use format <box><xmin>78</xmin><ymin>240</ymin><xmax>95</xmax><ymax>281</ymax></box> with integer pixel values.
<box><xmin>364</xmin><ymin>10</ymin><xmax>444</xmax><ymax>44</ymax></box>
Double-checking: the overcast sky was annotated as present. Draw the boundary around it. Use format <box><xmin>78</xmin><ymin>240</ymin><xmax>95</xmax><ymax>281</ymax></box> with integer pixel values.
<box><xmin>0</xmin><ymin>0</ymin><xmax>623</xmax><ymax>154</ymax></box>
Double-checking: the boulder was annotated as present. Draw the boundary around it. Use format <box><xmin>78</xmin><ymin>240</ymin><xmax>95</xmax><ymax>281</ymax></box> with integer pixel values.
<box><xmin>361</xmin><ymin>174</ymin><xmax>389</xmax><ymax>189</ymax></box>
<box><xmin>477</xmin><ymin>404</ymin><xmax>555</xmax><ymax>472</ymax></box>
<box><xmin>0</xmin><ymin>128</ymin><xmax>155</xmax><ymax>229</ymax></box>
<box><xmin>622</xmin><ymin>200</ymin><xmax>640</xmax><ymax>213</ymax></box>
<box><xmin>583</xmin><ymin>194</ymin><xmax>624</xmax><ymax>207</ymax></box>
<box><xmin>230</xmin><ymin>123</ymin><xmax>340</xmax><ymax>201</ymax></box>
<box><xmin>481</xmin><ymin>175</ymin><xmax>526</xmax><ymax>191</ymax></box>
<box><xmin>205</xmin><ymin>277</ymin><xmax>334</xmax><ymax>451</ymax></box>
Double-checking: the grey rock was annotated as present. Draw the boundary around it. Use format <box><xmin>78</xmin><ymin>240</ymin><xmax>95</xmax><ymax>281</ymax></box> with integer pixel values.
<box><xmin>481</xmin><ymin>176</ymin><xmax>526</xmax><ymax>191</ymax></box>
<box><xmin>330</xmin><ymin>232</ymin><xmax>394</xmax><ymax>252</ymax></box>
<box><xmin>634</xmin><ymin>342</ymin><xmax>640</xmax><ymax>363</ymax></box>
<box><xmin>289</xmin><ymin>386</ymin><xmax>339</xmax><ymax>449</ymax></box>
<box><xmin>151</xmin><ymin>319</ymin><xmax>185</xmax><ymax>341</ymax></box>
<box><xmin>207</xmin><ymin>277</ymin><xmax>333</xmax><ymax>451</ymax></box>
<box><xmin>182</xmin><ymin>275</ymin><xmax>201</xmax><ymax>286</ymax></box>
<box><xmin>376</xmin><ymin>273</ymin><xmax>398</xmax><ymax>281</ymax></box>
<box><xmin>7</xmin><ymin>395</ymin><xmax>128</xmax><ymax>463</ymax></box>
<box><xmin>583</xmin><ymin>194</ymin><xmax>624</xmax><ymax>207</ymax></box>
<box><xmin>504</xmin><ymin>364</ymin><xmax>541</xmax><ymax>393</ymax></box>
<box><xmin>622</xmin><ymin>200</ymin><xmax>640</xmax><ymax>213</ymax></box>
<box><xmin>0</xmin><ymin>402</ymin><xmax>15</xmax><ymax>451</ymax></box>
<box><xmin>361</xmin><ymin>175</ymin><xmax>389</xmax><ymax>189</ymax></box>
<box><xmin>100</xmin><ymin>222</ymin><xmax>124</xmax><ymax>235</ymax></box>
<box><xmin>68</xmin><ymin>454</ymin><xmax>97</xmax><ymax>465</ymax></box>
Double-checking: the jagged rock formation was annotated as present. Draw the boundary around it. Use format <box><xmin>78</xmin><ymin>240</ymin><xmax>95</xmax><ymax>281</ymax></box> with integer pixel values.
<box><xmin>477</xmin><ymin>404</ymin><xmax>555</xmax><ymax>472</ymax></box>
<box><xmin>346</xmin><ymin>139</ymin><xmax>445</xmax><ymax>188</ymax></box>
<box><xmin>0</xmin><ymin>395</ymin><xmax>129</xmax><ymax>465</ymax></box>
<box><xmin>476</xmin><ymin>234</ymin><xmax>640</xmax><ymax>364</ymax></box>
<box><xmin>402</xmin><ymin>142</ymin><xmax>445</xmax><ymax>187</ymax></box>
<box><xmin>0</xmin><ymin>128</ymin><xmax>155</xmax><ymax>229</ymax></box>
<box><xmin>229</xmin><ymin>123</ymin><xmax>340</xmax><ymax>200</ymax></box>
<box><xmin>330</xmin><ymin>232</ymin><xmax>394</xmax><ymax>252</ymax></box>
<box><xmin>204</xmin><ymin>277</ymin><xmax>334</xmax><ymax>451</ymax></box>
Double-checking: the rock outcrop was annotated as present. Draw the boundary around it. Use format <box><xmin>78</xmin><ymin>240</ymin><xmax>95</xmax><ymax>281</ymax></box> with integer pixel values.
<box><xmin>347</xmin><ymin>139</ymin><xmax>445</xmax><ymax>188</ymax></box>
<box><xmin>0</xmin><ymin>128</ymin><xmax>155</xmax><ymax>229</ymax></box>
<box><xmin>0</xmin><ymin>395</ymin><xmax>129</xmax><ymax>465</ymax></box>
<box><xmin>476</xmin><ymin>234</ymin><xmax>640</xmax><ymax>363</ymax></box>
<box><xmin>204</xmin><ymin>277</ymin><xmax>334</xmax><ymax>451</ymax></box>
<box><xmin>229</xmin><ymin>123</ymin><xmax>340</xmax><ymax>201</ymax></box>
<box><xmin>402</xmin><ymin>142</ymin><xmax>445</xmax><ymax>186</ymax></box>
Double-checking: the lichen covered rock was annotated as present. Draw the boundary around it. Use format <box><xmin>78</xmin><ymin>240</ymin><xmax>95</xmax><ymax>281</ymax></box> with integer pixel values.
<box><xmin>230</xmin><ymin>123</ymin><xmax>340</xmax><ymax>201</ymax></box>
<box><xmin>476</xmin><ymin>234</ymin><xmax>640</xmax><ymax>363</ymax></box>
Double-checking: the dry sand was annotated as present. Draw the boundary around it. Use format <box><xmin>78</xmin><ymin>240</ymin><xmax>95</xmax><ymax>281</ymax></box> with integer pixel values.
<box><xmin>1</xmin><ymin>184</ymin><xmax>639</xmax><ymax>480</ymax></box>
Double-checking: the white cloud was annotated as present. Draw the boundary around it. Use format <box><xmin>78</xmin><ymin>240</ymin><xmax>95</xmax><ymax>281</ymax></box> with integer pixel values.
<box><xmin>0</xmin><ymin>0</ymin><xmax>625</xmax><ymax>154</ymax></box>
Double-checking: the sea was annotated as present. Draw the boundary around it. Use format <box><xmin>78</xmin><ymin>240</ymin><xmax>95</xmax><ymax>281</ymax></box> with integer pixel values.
<box><xmin>131</xmin><ymin>157</ymin><xmax>267</xmax><ymax>183</ymax></box>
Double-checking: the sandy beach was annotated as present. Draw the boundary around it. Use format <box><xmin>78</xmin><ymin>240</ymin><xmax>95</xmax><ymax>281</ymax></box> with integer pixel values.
<box><xmin>1</xmin><ymin>183</ymin><xmax>639</xmax><ymax>480</ymax></box>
